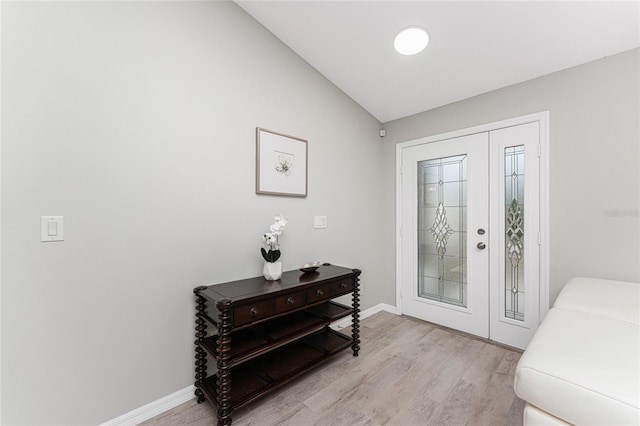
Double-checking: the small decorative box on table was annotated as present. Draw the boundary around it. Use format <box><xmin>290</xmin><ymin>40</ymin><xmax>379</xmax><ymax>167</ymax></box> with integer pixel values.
<box><xmin>193</xmin><ymin>264</ymin><xmax>361</xmax><ymax>425</ymax></box>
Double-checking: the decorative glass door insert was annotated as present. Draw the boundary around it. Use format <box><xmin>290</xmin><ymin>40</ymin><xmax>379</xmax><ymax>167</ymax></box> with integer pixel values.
<box><xmin>417</xmin><ymin>155</ymin><xmax>467</xmax><ymax>307</ymax></box>
<box><xmin>505</xmin><ymin>145</ymin><xmax>525</xmax><ymax>321</ymax></box>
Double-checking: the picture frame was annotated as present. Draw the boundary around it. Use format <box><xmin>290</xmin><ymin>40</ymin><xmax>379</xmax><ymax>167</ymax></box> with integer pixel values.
<box><xmin>256</xmin><ymin>127</ymin><xmax>308</xmax><ymax>197</ymax></box>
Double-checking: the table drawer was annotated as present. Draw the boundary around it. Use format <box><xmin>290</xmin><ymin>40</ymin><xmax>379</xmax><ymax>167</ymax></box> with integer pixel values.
<box><xmin>275</xmin><ymin>291</ymin><xmax>306</xmax><ymax>314</ymax></box>
<box><xmin>307</xmin><ymin>283</ymin><xmax>332</xmax><ymax>304</ymax></box>
<box><xmin>331</xmin><ymin>279</ymin><xmax>354</xmax><ymax>296</ymax></box>
<box><xmin>234</xmin><ymin>300</ymin><xmax>273</xmax><ymax>326</ymax></box>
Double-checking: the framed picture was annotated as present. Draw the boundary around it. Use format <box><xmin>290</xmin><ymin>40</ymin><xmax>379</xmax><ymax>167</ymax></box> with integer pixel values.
<box><xmin>256</xmin><ymin>127</ymin><xmax>308</xmax><ymax>197</ymax></box>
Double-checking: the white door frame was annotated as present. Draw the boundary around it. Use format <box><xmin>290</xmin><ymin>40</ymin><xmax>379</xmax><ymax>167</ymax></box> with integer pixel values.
<box><xmin>395</xmin><ymin>112</ymin><xmax>550</xmax><ymax>331</ymax></box>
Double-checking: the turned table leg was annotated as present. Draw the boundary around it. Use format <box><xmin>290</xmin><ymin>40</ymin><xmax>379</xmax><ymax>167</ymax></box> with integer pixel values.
<box><xmin>216</xmin><ymin>298</ymin><xmax>233</xmax><ymax>425</ymax></box>
<box><xmin>193</xmin><ymin>286</ymin><xmax>209</xmax><ymax>403</ymax></box>
<box><xmin>351</xmin><ymin>269</ymin><xmax>361</xmax><ymax>356</ymax></box>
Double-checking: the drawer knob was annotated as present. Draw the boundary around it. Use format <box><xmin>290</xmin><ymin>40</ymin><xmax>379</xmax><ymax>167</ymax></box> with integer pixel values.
<box><xmin>249</xmin><ymin>307</ymin><xmax>258</xmax><ymax>316</ymax></box>
<box><xmin>286</xmin><ymin>297</ymin><xmax>295</xmax><ymax>305</ymax></box>
<box><xmin>316</xmin><ymin>289</ymin><xmax>324</xmax><ymax>297</ymax></box>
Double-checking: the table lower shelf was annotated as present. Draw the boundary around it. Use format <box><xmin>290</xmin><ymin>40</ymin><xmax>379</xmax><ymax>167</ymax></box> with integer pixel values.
<box><xmin>200</xmin><ymin>301</ymin><xmax>353</xmax><ymax>367</ymax></box>
<box><xmin>199</xmin><ymin>328</ymin><xmax>352</xmax><ymax>410</ymax></box>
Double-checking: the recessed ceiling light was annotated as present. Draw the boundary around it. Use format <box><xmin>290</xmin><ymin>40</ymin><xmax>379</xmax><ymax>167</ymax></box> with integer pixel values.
<box><xmin>394</xmin><ymin>26</ymin><xmax>429</xmax><ymax>55</ymax></box>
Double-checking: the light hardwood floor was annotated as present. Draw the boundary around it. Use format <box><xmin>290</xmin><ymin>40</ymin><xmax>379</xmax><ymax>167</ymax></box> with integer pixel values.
<box><xmin>142</xmin><ymin>312</ymin><xmax>525</xmax><ymax>426</ymax></box>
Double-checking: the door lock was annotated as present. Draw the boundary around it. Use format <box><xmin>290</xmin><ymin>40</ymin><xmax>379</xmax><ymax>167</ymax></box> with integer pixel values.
<box><xmin>477</xmin><ymin>242</ymin><xmax>486</xmax><ymax>250</ymax></box>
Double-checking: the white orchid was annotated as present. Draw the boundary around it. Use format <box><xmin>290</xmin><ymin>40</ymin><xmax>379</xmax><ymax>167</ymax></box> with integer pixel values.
<box><xmin>261</xmin><ymin>215</ymin><xmax>287</xmax><ymax>263</ymax></box>
<box><xmin>263</xmin><ymin>233</ymin><xmax>277</xmax><ymax>245</ymax></box>
<box><xmin>271</xmin><ymin>216</ymin><xmax>288</xmax><ymax>235</ymax></box>
<box><xmin>270</xmin><ymin>223</ymin><xmax>282</xmax><ymax>235</ymax></box>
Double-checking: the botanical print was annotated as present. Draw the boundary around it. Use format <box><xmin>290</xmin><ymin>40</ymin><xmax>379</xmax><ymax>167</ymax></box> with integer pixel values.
<box><xmin>274</xmin><ymin>151</ymin><xmax>294</xmax><ymax>177</ymax></box>
<box><xmin>256</xmin><ymin>127</ymin><xmax>307</xmax><ymax>196</ymax></box>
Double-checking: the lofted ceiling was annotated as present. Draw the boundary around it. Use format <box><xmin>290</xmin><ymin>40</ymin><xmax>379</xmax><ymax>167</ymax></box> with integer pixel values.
<box><xmin>236</xmin><ymin>1</ymin><xmax>640</xmax><ymax>123</ymax></box>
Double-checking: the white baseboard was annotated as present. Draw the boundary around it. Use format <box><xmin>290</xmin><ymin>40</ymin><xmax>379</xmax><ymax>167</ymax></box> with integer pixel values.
<box><xmin>100</xmin><ymin>385</ymin><xmax>195</xmax><ymax>426</ymax></box>
<box><xmin>102</xmin><ymin>303</ymin><xmax>398</xmax><ymax>425</ymax></box>
<box><xmin>331</xmin><ymin>303</ymin><xmax>399</xmax><ymax>330</ymax></box>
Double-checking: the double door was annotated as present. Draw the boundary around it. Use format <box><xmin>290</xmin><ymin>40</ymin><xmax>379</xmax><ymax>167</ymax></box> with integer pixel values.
<box><xmin>400</xmin><ymin>121</ymin><xmax>542</xmax><ymax>349</ymax></box>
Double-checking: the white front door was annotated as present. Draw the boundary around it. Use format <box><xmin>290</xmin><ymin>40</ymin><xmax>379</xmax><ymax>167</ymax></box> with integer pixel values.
<box><xmin>401</xmin><ymin>132</ymin><xmax>490</xmax><ymax>338</ymax></box>
<box><xmin>400</xmin><ymin>121</ymin><xmax>543</xmax><ymax>349</ymax></box>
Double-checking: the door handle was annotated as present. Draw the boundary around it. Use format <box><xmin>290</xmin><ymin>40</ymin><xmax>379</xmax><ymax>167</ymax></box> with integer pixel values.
<box><xmin>477</xmin><ymin>242</ymin><xmax>486</xmax><ymax>250</ymax></box>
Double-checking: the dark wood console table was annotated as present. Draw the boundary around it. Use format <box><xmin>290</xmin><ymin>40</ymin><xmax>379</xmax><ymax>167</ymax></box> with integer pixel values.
<box><xmin>193</xmin><ymin>264</ymin><xmax>361</xmax><ymax>425</ymax></box>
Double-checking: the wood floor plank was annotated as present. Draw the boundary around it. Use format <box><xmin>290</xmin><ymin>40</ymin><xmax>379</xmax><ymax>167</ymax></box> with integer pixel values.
<box><xmin>469</xmin><ymin>363</ymin><xmax>519</xmax><ymax>425</ymax></box>
<box><xmin>311</xmin><ymin>403</ymin><xmax>380</xmax><ymax>426</ymax></box>
<box><xmin>231</xmin><ymin>388</ymin><xmax>308</xmax><ymax>426</ymax></box>
<box><xmin>389</xmin><ymin>393</ymin><xmax>441</xmax><ymax>426</ymax></box>
<box><xmin>315</xmin><ymin>353</ymin><xmax>415</xmax><ymax>421</ymax></box>
<box><xmin>143</xmin><ymin>312</ymin><xmax>524</xmax><ymax>426</ymax></box>
<box><xmin>496</xmin><ymin>349</ymin><xmax>521</xmax><ymax>377</ymax></box>
<box><xmin>462</xmin><ymin>343</ymin><xmax>507</xmax><ymax>386</ymax></box>
<box><xmin>417</xmin><ymin>337</ymin><xmax>485</xmax><ymax>404</ymax></box>
<box><xmin>360</xmin><ymin>328</ymin><xmax>468</xmax><ymax>424</ymax></box>
<box><xmin>268</xmin><ymin>404</ymin><xmax>324</xmax><ymax>426</ymax></box>
<box><xmin>354</xmin><ymin>310</ymin><xmax>405</xmax><ymax>335</ymax></box>
<box><xmin>506</xmin><ymin>395</ymin><xmax>527</xmax><ymax>426</ymax></box>
<box><xmin>427</xmin><ymin>379</ymin><xmax>486</xmax><ymax>426</ymax></box>
<box><xmin>303</xmin><ymin>318</ymin><xmax>434</xmax><ymax>412</ymax></box>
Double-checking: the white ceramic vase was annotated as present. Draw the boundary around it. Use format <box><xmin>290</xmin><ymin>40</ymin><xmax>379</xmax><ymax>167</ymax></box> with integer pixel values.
<box><xmin>263</xmin><ymin>260</ymin><xmax>283</xmax><ymax>281</ymax></box>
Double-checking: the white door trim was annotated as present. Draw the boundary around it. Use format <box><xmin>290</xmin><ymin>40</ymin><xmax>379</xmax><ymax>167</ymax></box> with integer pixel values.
<box><xmin>396</xmin><ymin>112</ymin><xmax>550</xmax><ymax>327</ymax></box>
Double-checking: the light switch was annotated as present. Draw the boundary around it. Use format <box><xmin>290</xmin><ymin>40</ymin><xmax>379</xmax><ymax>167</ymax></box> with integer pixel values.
<box><xmin>47</xmin><ymin>222</ymin><xmax>58</xmax><ymax>236</ymax></box>
<box><xmin>313</xmin><ymin>216</ymin><xmax>327</xmax><ymax>229</ymax></box>
<box><xmin>41</xmin><ymin>216</ymin><xmax>64</xmax><ymax>242</ymax></box>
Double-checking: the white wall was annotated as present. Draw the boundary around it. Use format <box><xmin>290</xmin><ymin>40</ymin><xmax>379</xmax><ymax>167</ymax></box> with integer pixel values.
<box><xmin>382</xmin><ymin>48</ymin><xmax>640</xmax><ymax>307</ymax></box>
<box><xmin>1</xmin><ymin>2</ymin><xmax>384</xmax><ymax>424</ymax></box>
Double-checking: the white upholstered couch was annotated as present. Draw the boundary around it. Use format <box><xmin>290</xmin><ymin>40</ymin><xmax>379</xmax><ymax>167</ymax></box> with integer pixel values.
<box><xmin>514</xmin><ymin>277</ymin><xmax>640</xmax><ymax>425</ymax></box>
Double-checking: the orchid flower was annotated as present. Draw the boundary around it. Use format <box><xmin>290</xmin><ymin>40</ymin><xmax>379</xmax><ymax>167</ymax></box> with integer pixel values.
<box><xmin>261</xmin><ymin>215</ymin><xmax>287</xmax><ymax>263</ymax></box>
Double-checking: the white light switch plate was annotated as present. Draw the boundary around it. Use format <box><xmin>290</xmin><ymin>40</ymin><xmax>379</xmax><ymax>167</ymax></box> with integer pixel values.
<box><xmin>313</xmin><ymin>216</ymin><xmax>327</xmax><ymax>229</ymax></box>
<box><xmin>41</xmin><ymin>216</ymin><xmax>64</xmax><ymax>242</ymax></box>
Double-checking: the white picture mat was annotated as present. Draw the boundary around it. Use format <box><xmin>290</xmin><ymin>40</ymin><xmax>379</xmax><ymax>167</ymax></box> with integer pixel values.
<box><xmin>257</xmin><ymin>129</ymin><xmax>308</xmax><ymax>196</ymax></box>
